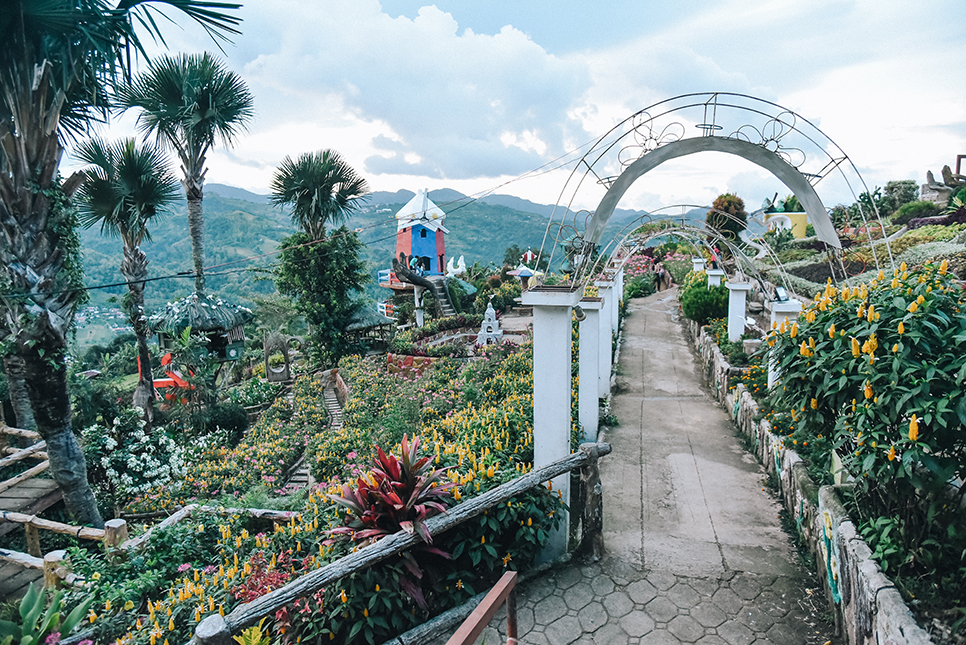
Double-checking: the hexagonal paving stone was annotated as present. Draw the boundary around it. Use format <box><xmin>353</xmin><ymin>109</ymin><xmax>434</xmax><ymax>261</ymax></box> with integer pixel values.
<box><xmin>764</xmin><ymin>619</ymin><xmax>814</xmax><ymax>643</ymax></box>
<box><xmin>476</xmin><ymin>626</ymin><xmax>501</xmax><ymax>645</ymax></box>
<box><xmin>619</xmin><ymin>611</ymin><xmax>655</xmax><ymax>638</ymax></box>
<box><xmin>711</xmin><ymin>588</ymin><xmax>743</xmax><ymax>615</ymax></box>
<box><xmin>545</xmin><ymin>614</ymin><xmax>582</xmax><ymax>645</ymax></box>
<box><xmin>647</xmin><ymin>571</ymin><xmax>679</xmax><ymax>591</ymax></box>
<box><xmin>517</xmin><ymin>606</ymin><xmax>536</xmax><ymax>634</ymax></box>
<box><xmin>602</xmin><ymin>590</ymin><xmax>634</xmax><ymax>618</ymax></box>
<box><xmin>519</xmin><ymin>631</ymin><xmax>551</xmax><ymax>645</ymax></box>
<box><xmin>735</xmin><ymin>605</ymin><xmax>775</xmax><ymax>633</ymax></box>
<box><xmin>667</xmin><ymin>614</ymin><xmax>706</xmax><ymax>642</ymax></box>
<box><xmin>666</xmin><ymin>582</ymin><xmax>701</xmax><ymax>609</ymax></box>
<box><xmin>627</xmin><ymin>579</ymin><xmax>658</xmax><ymax>605</ymax></box>
<box><xmin>686</xmin><ymin>576</ymin><xmax>720</xmax><ymax>598</ymax></box>
<box><xmin>754</xmin><ymin>590</ymin><xmax>791</xmax><ymax>619</ymax></box>
<box><xmin>534</xmin><ymin>594</ymin><xmax>568</xmax><ymax>623</ymax></box>
<box><xmin>592</xmin><ymin>621</ymin><xmax>629</xmax><ymax>645</ymax></box>
<box><xmin>690</xmin><ymin>601</ymin><xmax>728</xmax><ymax>628</ymax></box>
<box><xmin>715</xmin><ymin>619</ymin><xmax>755</xmax><ymax>645</ymax></box>
<box><xmin>527</xmin><ymin>576</ymin><xmax>559</xmax><ymax>603</ymax></box>
<box><xmin>577</xmin><ymin>601</ymin><xmax>608</xmax><ymax>633</ymax></box>
<box><xmin>639</xmin><ymin>631</ymin><xmax>682</xmax><ymax>644</ymax></box>
<box><xmin>590</xmin><ymin>575</ymin><xmax>615</xmax><ymax>597</ymax></box>
<box><xmin>694</xmin><ymin>636</ymin><xmax>729</xmax><ymax>645</ymax></box>
<box><xmin>564</xmin><ymin>582</ymin><xmax>595</xmax><ymax>611</ymax></box>
<box><xmin>643</xmin><ymin>596</ymin><xmax>680</xmax><ymax>623</ymax></box>
<box><xmin>728</xmin><ymin>573</ymin><xmax>770</xmax><ymax>601</ymax></box>
<box><xmin>579</xmin><ymin>564</ymin><xmax>602</xmax><ymax>579</ymax></box>
<box><xmin>555</xmin><ymin>567</ymin><xmax>585</xmax><ymax>590</ymax></box>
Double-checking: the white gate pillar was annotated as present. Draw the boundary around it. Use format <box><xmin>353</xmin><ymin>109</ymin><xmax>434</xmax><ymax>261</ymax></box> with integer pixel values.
<box><xmin>692</xmin><ymin>257</ymin><xmax>707</xmax><ymax>273</ymax></box>
<box><xmin>414</xmin><ymin>286</ymin><xmax>426</xmax><ymax>327</ymax></box>
<box><xmin>726</xmin><ymin>282</ymin><xmax>752</xmax><ymax>342</ymax></box>
<box><xmin>706</xmin><ymin>268</ymin><xmax>726</xmax><ymax>287</ymax></box>
<box><xmin>578</xmin><ymin>298</ymin><xmax>603</xmax><ymax>443</ymax></box>
<box><xmin>767</xmin><ymin>298</ymin><xmax>803</xmax><ymax>389</ymax></box>
<box><xmin>521</xmin><ymin>285</ymin><xmax>581</xmax><ymax>558</ymax></box>
<box><xmin>595</xmin><ymin>279</ymin><xmax>616</xmax><ymax>395</ymax></box>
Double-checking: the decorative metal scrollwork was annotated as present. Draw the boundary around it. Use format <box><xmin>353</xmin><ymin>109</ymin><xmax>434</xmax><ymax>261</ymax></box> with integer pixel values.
<box><xmin>729</xmin><ymin>111</ymin><xmax>806</xmax><ymax>168</ymax></box>
<box><xmin>617</xmin><ymin>111</ymin><xmax>687</xmax><ymax>168</ymax></box>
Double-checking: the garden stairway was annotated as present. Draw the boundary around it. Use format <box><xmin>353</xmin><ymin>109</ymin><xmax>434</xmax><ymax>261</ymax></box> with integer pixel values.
<box><xmin>283</xmin><ymin>384</ymin><xmax>343</xmax><ymax>490</ymax></box>
<box><xmin>425</xmin><ymin>275</ymin><xmax>457</xmax><ymax>317</ymax></box>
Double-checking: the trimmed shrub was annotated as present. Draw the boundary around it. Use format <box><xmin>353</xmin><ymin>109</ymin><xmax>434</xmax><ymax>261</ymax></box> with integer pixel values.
<box><xmin>891</xmin><ymin>200</ymin><xmax>939</xmax><ymax>225</ymax></box>
<box><xmin>679</xmin><ymin>271</ymin><xmax>728</xmax><ymax>326</ymax></box>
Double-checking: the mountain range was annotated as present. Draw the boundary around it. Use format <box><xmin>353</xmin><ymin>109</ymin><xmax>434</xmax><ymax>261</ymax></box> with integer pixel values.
<box><xmin>77</xmin><ymin>182</ymin><xmax>700</xmax><ymax>314</ymax></box>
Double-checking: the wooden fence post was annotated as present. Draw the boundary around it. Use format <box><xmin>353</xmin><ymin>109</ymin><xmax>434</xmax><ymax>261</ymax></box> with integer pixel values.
<box><xmin>24</xmin><ymin>522</ymin><xmax>41</xmax><ymax>558</ymax></box>
<box><xmin>104</xmin><ymin>519</ymin><xmax>128</xmax><ymax>548</ymax></box>
<box><xmin>43</xmin><ymin>550</ymin><xmax>67</xmax><ymax>589</ymax></box>
<box><xmin>577</xmin><ymin>442</ymin><xmax>610</xmax><ymax>562</ymax></box>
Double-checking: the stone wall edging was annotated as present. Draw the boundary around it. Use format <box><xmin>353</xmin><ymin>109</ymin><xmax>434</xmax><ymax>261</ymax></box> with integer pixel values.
<box><xmin>685</xmin><ymin>321</ymin><xmax>933</xmax><ymax>645</ymax></box>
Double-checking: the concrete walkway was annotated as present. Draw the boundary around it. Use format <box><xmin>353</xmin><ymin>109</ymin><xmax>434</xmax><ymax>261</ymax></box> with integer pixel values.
<box><xmin>469</xmin><ymin>289</ymin><xmax>838</xmax><ymax>645</ymax></box>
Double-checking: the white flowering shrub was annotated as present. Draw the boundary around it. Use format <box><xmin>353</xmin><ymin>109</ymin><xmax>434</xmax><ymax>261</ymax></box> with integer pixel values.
<box><xmin>81</xmin><ymin>408</ymin><xmax>186</xmax><ymax>516</ymax></box>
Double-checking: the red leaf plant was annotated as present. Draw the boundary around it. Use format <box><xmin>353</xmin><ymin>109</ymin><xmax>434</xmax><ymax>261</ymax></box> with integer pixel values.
<box><xmin>325</xmin><ymin>435</ymin><xmax>456</xmax><ymax>608</ymax></box>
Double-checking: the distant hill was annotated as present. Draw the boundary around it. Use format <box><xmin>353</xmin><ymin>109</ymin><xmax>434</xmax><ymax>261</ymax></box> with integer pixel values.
<box><xmin>78</xmin><ymin>184</ymin><xmax>710</xmax><ymax>316</ymax></box>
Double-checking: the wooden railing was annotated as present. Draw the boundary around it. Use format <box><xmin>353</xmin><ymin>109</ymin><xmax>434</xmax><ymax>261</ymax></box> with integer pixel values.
<box><xmin>0</xmin><ymin>504</ymin><xmax>300</xmax><ymax>593</ymax></box>
<box><xmin>0</xmin><ymin>425</ymin><xmax>48</xmax><ymax>495</ymax></box>
<box><xmin>191</xmin><ymin>442</ymin><xmax>611</xmax><ymax>645</ymax></box>
<box><xmin>445</xmin><ymin>571</ymin><xmax>518</xmax><ymax>645</ymax></box>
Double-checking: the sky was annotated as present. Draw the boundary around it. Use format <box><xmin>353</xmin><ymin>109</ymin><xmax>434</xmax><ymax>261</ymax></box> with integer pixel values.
<box><xmin>75</xmin><ymin>0</ymin><xmax>966</xmax><ymax>214</ymax></box>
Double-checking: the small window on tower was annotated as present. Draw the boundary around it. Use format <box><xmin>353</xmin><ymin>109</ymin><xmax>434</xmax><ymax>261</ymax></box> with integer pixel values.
<box><xmin>420</xmin><ymin>229</ymin><xmax>427</xmax><ymax>238</ymax></box>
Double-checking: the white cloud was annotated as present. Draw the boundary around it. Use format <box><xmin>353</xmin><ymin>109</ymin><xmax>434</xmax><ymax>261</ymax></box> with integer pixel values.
<box><xmin>82</xmin><ymin>0</ymin><xmax>966</xmax><ymax>219</ymax></box>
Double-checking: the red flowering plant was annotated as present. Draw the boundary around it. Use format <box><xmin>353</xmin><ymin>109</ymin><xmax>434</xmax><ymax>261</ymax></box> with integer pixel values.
<box><xmin>325</xmin><ymin>435</ymin><xmax>455</xmax><ymax>608</ymax></box>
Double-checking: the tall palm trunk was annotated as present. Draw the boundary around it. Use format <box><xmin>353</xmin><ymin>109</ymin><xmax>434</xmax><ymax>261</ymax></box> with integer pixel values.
<box><xmin>20</xmin><ymin>338</ymin><xmax>101</xmax><ymax>527</ymax></box>
<box><xmin>0</xmin><ymin>60</ymin><xmax>103</xmax><ymax>527</ymax></box>
<box><xmin>185</xmin><ymin>174</ymin><xmax>205</xmax><ymax>293</ymax></box>
<box><xmin>3</xmin><ymin>354</ymin><xmax>36</xmax><ymax>431</ymax></box>
<box><xmin>121</xmin><ymin>245</ymin><xmax>155</xmax><ymax>419</ymax></box>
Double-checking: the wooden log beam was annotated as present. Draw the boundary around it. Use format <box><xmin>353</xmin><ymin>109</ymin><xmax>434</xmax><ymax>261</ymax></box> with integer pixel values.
<box><xmin>121</xmin><ymin>504</ymin><xmax>197</xmax><ymax>551</ymax></box>
<box><xmin>2</xmin><ymin>445</ymin><xmax>48</xmax><ymax>460</ymax></box>
<box><xmin>193</xmin><ymin>442</ymin><xmax>612</xmax><ymax>645</ymax></box>
<box><xmin>0</xmin><ymin>441</ymin><xmax>46</xmax><ymax>469</ymax></box>
<box><xmin>0</xmin><ymin>511</ymin><xmax>105</xmax><ymax>541</ymax></box>
<box><xmin>0</xmin><ymin>425</ymin><xmax>41</xmax><ymax>440</ymax></box>
<box><xmin>0</xmin><ymin>460</ymin><xmax>49</xmax><ymax>495</ymax></box>
<box><xmin>0</xmin><ymin>547</ymin><xmax>44</xmax><ymax>569</ymax></box>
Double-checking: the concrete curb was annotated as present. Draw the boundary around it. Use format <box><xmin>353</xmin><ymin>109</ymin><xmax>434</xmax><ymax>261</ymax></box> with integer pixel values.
<box><xmin>685</xmin><ymin>320</ymin><xmax>935</xmax><ymax>645</ymax></box>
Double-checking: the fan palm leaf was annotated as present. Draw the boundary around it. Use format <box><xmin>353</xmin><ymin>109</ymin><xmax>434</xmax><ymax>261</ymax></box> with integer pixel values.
<box><xmin>270</xmin><ymin>149</ymin><xmax>370</xmax><ymax>241</ymax></box>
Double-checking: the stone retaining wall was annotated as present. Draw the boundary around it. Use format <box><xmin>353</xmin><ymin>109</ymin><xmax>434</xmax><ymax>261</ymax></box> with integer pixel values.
<box><xmin>685</xmin><ymin>320</ymin><xmax>934</xmax><ymax>645</ymax></box>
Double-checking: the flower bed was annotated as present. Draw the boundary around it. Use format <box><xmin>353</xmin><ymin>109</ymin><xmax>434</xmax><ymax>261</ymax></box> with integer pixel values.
<box><xmin>128</xmin><ymin>373</ymin><xmax>331</xmax><ymax>512</ymax></box>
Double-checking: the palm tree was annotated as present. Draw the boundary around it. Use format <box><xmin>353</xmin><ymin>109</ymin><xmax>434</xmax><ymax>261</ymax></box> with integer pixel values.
<box><xmin>75</xmin><ymin>137</ymin><xmax>180</xmax><ymax>420</ymax></box>
<box><xmin>0</xmin><ymin>0</ymin><xmax>243</xmax><ymax>527</ymax></box>
<box><xmin>116</xmin><ymin>52</ymin><xmax>254</xmax><ymax>293</ymax></box>
<box><xmin>270</xmin><ymin>149</ymin><xmax>370</xmax><ymax>241</ymax></box>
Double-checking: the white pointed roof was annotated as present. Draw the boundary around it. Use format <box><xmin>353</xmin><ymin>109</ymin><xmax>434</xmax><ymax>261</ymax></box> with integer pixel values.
<box><xmin>395</xmin><ymin>188</ymin><xmax>449</xmax><ymax>233</ymax></box>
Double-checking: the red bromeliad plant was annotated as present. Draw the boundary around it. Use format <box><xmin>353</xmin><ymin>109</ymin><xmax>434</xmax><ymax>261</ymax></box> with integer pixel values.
<box><xmin>325</xmin><ymin>435</ymin><xmax>455</xmax><ymax>608</ymax></box>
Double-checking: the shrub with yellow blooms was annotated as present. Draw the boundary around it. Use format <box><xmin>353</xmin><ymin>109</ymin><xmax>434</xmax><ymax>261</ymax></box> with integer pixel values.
<box><xmin>765</xmin><ymin>261</ymin><xmax>966</xmax><ymax>604</ymax></box>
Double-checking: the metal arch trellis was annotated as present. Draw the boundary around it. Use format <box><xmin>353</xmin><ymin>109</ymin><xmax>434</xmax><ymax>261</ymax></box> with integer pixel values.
<box><xmin>577</xmin><ymin>204</ymin><xmax>799</xmax><ymax>299</ymax></box>
<box><xmin>536</xmin><ymin>92</ymin><xmax>894</xmax><ymax>285</ymax></box>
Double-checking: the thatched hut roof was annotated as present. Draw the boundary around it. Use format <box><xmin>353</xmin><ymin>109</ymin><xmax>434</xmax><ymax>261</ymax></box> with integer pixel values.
<box><xmin>150</xmin><ymin>292</ymin><xmax>254</xmax><ymax>334</ymax></box>
<box><xmin>345</xmin><ymin>307</ymin><xmax>394</xmax><ymax>332</ymax></box>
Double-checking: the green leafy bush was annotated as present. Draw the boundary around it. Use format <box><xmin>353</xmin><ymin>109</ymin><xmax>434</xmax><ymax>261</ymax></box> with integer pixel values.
<box><xmin>891</xmin><ymin>200</ymin><xmax>939</xmax><ymax>225</ymax></box>
<box><xmin>765</xmin><ymin>260</ymin><xmax>966</xmax><ymax>605</ymax></box>
<box><xmin>679</xmin><ymin>271</ymin><xmax>728</xmax><ymax>326</ymax></box>
<box><xmin>624</xmin><ymin>276</ymin><xmax>655</xmax><ymax>299</ymax></box>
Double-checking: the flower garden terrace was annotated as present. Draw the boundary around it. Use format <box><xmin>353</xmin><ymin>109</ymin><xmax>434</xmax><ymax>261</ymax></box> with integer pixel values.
<box><xmin>56</xmin><ymin>337</ymin><xmax>592</xmax><ymax>645</ymax></box>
